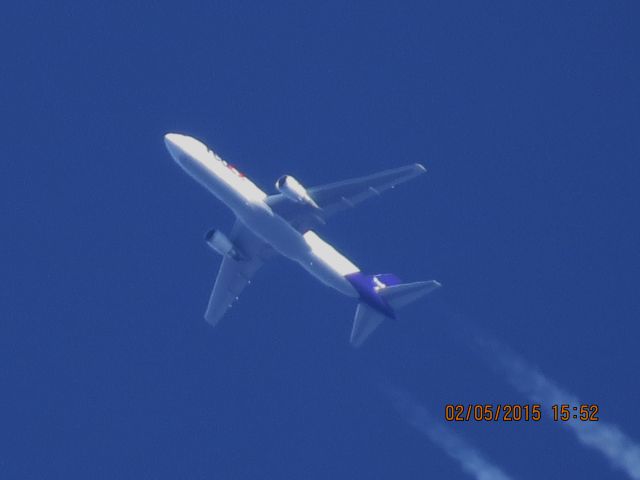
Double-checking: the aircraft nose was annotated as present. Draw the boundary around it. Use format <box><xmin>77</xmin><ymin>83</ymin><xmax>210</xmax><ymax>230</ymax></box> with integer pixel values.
<box><xmin>164</xmin><ymin>133</ymin><xmax>185</xmax><ymax>160</ymax></box>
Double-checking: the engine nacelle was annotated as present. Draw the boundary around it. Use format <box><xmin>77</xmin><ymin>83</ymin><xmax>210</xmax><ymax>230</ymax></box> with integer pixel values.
<box><xmin>204</xmin><ymin>229</ymin><xmax>242</xmax><ymax>259</ymax></box>
<box><xmin>275</xmin><ymin>175</ymin><xmax>319</xmax><ymax>208</ymax></box>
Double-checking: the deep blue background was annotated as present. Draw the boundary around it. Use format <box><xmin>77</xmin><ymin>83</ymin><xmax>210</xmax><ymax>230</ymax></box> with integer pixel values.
<box><xmin>2</xmin><ymin>1</ymin><xmax>639</xmax><ymax>478</ymax></box>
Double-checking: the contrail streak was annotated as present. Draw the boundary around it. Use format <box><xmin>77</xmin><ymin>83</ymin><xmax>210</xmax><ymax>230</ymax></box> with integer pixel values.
<box><xmin>477</xmin><ymin>336</ymin><xmax>640</xmax><ymax>480</ymax></box>
<box><xmin>384</xmin><ymin>386</ymin><xmax>515</xmax><ymax>480</ymax></box>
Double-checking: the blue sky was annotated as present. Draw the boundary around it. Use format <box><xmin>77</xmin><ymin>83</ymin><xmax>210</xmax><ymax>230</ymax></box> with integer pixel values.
<box><xmin>2</xmin><ymin>1</ymin><xmax>640</xmax><ymax>478</ymax></box>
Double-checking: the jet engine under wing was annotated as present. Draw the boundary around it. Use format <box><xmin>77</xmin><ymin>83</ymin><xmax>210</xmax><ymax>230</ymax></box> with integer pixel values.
<box><xmin>205</xmin><ymin>220</ymin><xmax>272</xmax><ymax>327</ymax></box>
<box><xmin>266</xmin><ymin>163</ymin><xmax>426</xmax><ymax>231</ymax></box>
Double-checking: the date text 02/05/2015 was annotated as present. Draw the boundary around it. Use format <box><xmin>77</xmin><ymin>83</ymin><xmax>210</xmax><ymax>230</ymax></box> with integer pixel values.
<box><xmin>444</xmin><ymin>404</ymin><xmax>600</xmax><ymax>422</ymax></box>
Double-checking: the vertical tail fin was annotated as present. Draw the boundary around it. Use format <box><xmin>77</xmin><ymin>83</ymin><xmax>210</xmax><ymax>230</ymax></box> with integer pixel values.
<box><xmin>349</xmin><ymin>279</ymin><xmax>441</xmax><ymax>347</ymax></box>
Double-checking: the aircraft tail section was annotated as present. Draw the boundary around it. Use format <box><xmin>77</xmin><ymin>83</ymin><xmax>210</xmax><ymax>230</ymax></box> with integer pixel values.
<box><xmin>348</xmin><ymin>276</ymin><xmax>441</xmax><ymax>347</ymax></box>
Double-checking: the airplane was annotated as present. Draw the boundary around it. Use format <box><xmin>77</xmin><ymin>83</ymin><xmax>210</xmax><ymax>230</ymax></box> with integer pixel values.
<box><xmin>164</xmin><ymin>133</ymin><xmax>440</xmax><ymax>346</ymax></box>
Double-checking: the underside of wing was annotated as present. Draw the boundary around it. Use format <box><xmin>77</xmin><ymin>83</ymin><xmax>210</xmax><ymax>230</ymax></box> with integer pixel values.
<box><xmin>266</xmin><ymin>163</ymin><xmax>426</xmax><ymax>231</ymax></box>
<box><xmin>204</xmin><ymin>220</ymin><xmax>272</xmax><ymax>327</ymax></box>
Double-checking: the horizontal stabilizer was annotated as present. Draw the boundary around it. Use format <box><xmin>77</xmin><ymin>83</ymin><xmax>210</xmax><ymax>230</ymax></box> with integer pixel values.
<box><xmin>379</xmin><ymin>280</ymin><xmax>441</xmax><ymax>310</ymax></box>
<box><xmin>350</xmin><ymin>302</ymin><xmax>387</xmax><ymax>347</ymax></box>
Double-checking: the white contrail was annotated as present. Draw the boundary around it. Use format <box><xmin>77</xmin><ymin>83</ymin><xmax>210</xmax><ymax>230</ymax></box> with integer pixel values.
<box><xmin>477</xmin><ymin>336</ymin><xmax>640</xmax><ymax>480</ymax></box>
<box><xmin>384</xmin><ymin>386</ymin><xmax>515</xmax><ymax>480</ymax></box>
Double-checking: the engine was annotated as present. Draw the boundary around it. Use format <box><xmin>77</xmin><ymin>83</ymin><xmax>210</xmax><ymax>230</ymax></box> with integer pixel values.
<box><xmin>204</xmin><ymin>229</ymin><xmax>242</xmax><ymax>260</ymax></box>
<box><xmin>275</xmin><ymin>175</ymin><xmax>319</xmax><ymax>208</ymax></box>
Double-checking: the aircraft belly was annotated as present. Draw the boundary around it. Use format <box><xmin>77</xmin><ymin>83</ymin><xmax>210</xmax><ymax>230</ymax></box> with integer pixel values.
<box><xmin>237</xmin><ymin>206</ymin><xmax>309</xmax><ymax>259</ymax></box>
<box><xmin>300</xmin><ymin>255</ymin><xmax>359</xmax><ymax>297</ymax></box>
<box><xmin>236</xmin><ymin>206</ymin><xmax>358</xmax><ymax>297</ymax></box>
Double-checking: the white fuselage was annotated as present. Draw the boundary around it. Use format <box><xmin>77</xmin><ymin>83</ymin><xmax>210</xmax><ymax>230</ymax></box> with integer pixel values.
<box><xmin>164</xmin><ymin>133</ymin><xmax>359</xmax><ymax>298</ymax></box>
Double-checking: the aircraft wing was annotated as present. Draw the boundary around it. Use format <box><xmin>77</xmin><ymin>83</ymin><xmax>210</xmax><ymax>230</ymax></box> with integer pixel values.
<box><xmin>265</xmin><ymin>163</ymin><xmax>426</xmax><ymax>231</ymax></box>
<box><xmin>204</xmin><ymin>220</ymin><xmax>272</xmax><ymax>327</ymax></box>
